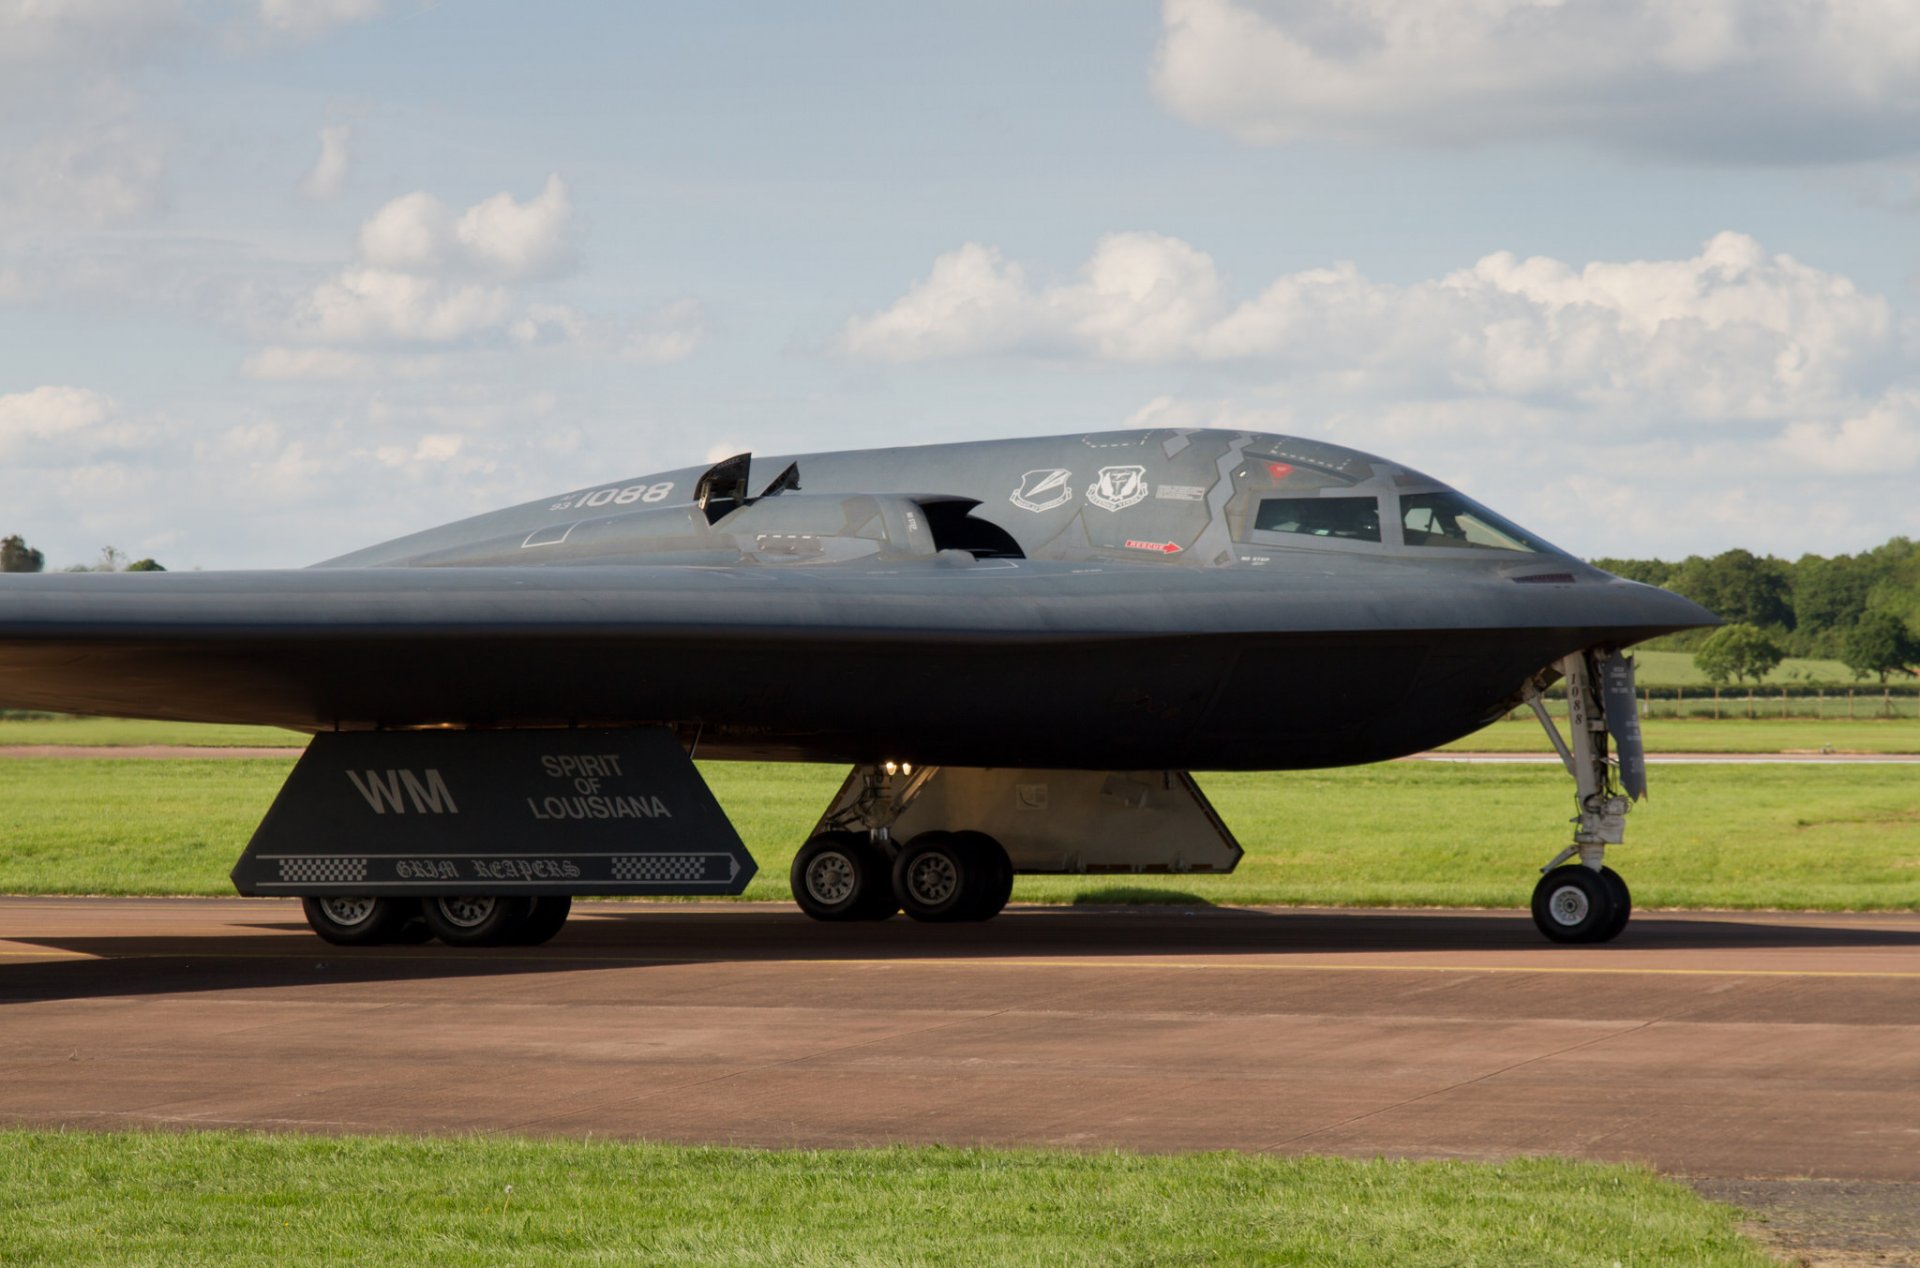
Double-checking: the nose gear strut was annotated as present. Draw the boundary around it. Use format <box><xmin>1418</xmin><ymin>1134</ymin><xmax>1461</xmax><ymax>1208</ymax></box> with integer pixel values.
<box><xmin>1523</xmin><ymin>648</ymin><xmax>1645</xmax><ymax>944</ymax></box>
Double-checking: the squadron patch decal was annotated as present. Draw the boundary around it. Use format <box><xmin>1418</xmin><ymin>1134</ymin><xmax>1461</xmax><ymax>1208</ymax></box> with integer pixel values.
<box><xmin>1087</xmin><ymin>465</ymin><xmax>1149</xmax><ymax>512</ymax></box>
<box><xmin>1010</xmin><ymin>468</ymin><xmax>1074</xmax><ymax>512</ymax></box>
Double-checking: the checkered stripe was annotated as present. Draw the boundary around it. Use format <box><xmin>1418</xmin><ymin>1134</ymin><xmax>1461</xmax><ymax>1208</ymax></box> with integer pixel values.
<box><xmin>612</xmin><ymin>855</ymin><xmax>706</xmax><ymax>882</ymax></box>
<box><xmin>277</xmin><ymin>857</ymin><xmax>368</xmax><ymax>884</ymax></box>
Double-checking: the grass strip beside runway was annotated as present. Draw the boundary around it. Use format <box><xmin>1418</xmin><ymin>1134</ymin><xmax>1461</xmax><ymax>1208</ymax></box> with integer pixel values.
<box><xmin>0</xmin><ymin>717</ymin><xmax>301</xmax><ymax>747</ymax></box>
<box><xmin>1</xmin><ymin>757</ymin><xmax>1916</xmax><ymax>910</ymax></box>
<box><xmin>0</xmin><ymin>1131</ymin><xmax>1770</xmax><ymax>1267</ymax></box>
<box><xmin>1438</xmin><ymin>716</ymin><xmax>1920</xmax><ymax>754</ymax></box>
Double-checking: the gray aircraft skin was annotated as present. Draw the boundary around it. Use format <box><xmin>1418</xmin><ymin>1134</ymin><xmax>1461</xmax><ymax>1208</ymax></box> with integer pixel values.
<box><xmin>0</xmin><ymin>428</ymin><xmax>1714</xmax><ymax>770</ymax></box>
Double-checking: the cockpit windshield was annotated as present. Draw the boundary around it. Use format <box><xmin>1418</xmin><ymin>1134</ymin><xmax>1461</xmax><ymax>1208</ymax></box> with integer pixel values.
<box><xmin>1254</xmin><ymin>496</ymin><xmax>1381</xmax><ymax>543</ymax></box>
<box><xmin>1400</xmin><ymin>491</ymin><xmax>1545</xmax><ymax>553</ymax></box>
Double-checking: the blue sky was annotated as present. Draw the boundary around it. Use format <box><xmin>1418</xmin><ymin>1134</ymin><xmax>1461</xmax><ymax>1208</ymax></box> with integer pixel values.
<box><xmin>4</xmin><ymin>0</ymin><xmax>1919</xmax><ymax>568</ymax></box>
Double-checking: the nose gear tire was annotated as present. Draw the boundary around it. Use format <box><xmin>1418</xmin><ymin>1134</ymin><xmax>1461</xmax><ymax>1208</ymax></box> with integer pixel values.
<box><xmin>1598</xmin><ymin>866</ymin><xmax>1632</xmax><ymax>941</ymax></box>
<box><xmin>1531</xmin><ymin>866</ymin><xmax>1625</xmax><ymax>944</ymax></box>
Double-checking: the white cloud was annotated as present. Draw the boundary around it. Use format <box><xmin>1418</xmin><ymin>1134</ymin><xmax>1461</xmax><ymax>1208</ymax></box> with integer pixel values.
<box><xmin>357</xmin><ymin>176</ymin><xmax>574</xmax><ymax>282</ymax></box>
<box><xmin>0</xmin><ymin>385</ymin><xmax>171</xmax><ymax>462</ymax></box>
<box><xmin>1152</xmin><ymin>0</ymin><xmax>1920</xmax><ymax>163</ymax></box>
<box><xmin>1772</xmin><ymin>392</ymin><xmax>1920</xmax><ymax>475</ymax></box>
<box><xmin>0</xmin><ymin>386</ymin><xmax>115</xmax><ymax>455</ymax></box>
<box><xmin>0</xmin><ymin>1</ymin><xmax>183</xmax><ymax>96</ymax></box>
<box><xmin>847</xmin><ymin>231</ymin><xmax>1904</xmax><ymax>424</ymax></box>
<box><xmin>0</xmin><ymin>1</ymin><xmax>392</xmax><ymax>231</ymax></box>
<box><xmin>510</xmin><ymin>296</ymin><xmax>707</xmax><ymax>363</ymax></box>
<box><xmin>849</xmin><ymin>231</ymin><xmax>1920</xmax><ymax>555</ymax></box>
<box><xmin>452</xmin><ymin>175</ymin><xmax>574</xmax><ymax>282</ymax></box>
<box><xmin>357</xmin><ymin>191</ymin><xmax>455</xmax><ymax>273</ymax></box>
<box><xmin>298</xmin><ymin>123</ymin><xmax>351</xmax><ymax>201</ymax></box>
<box><xmin>284</xmin><ymin>178</ymin><xmax>580</xmax><ymax>347</ymax></box>
<box><xmin>250</xmin><ymin>0</ymin><xmax>384</xmax><ymax>41</ymax></box>
<box><xmin>293</xmin><ymin>268</ymin><xmax>512</xmax><ymax>344</ymax></box>
<box><xmin>0</xmin><ymin>119</ymin><xmax>168</xmax><ymax>230</ymax></box>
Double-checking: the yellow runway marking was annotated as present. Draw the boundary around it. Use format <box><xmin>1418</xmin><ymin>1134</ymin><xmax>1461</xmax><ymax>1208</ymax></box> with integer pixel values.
<box><xmin>2</xmin><ymin>946</ymin><xmax>1917</xmax><ymax>979</ymax></box>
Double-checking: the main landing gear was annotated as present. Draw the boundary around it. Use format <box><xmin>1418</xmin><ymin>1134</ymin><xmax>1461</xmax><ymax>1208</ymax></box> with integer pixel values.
<box><xmin>300</xmin><ymin>895</ymin><xmax>573</xmax><ymax>947</ymax></box>
<box><xmin>791</xmin><ymin>828</ymin><xmax>1013</xmax><ymax>923</ymax></box>
<box><xmin>792</xmin><ymin>764</ymin><xmax>1015</xmax><ymax>924</ymax></box>
<box><xmin>1522</xmin><ymin>648</ymin><xmax>1647</xmax><ymax>945</ymax></box>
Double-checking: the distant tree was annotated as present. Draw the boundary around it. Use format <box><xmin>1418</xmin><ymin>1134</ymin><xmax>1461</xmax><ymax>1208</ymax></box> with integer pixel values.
<box><xmin>1671</xmin><ymin>550</ymin><xmax>1795</xmax><ymax>631</ymax></box>
<box><xmin>1841</xmin><ymin>612</ymin><xmax>1920</xmax><ymax>684</ymax></box>
<box><xmin>0</xmin><ymin>535</ymin><xmax>45</xmax><ymax>573</ymax></box>
<box><xmin>1693</xmin><ymin>623</ymin><xmax>1786</xmax><ymax>686</ymax></box>
<box><xmin>1590</xmin><ymin>557</ymin><xmax>1674</xmax><ymax>588</ymax></box>
<box><xmin>1792</xmin><ymin>554</ymin><xmax>1873</xmax><ymax>635</ymax></box>
<box><xmin>56</xmin><ymin>546</ymin><xmax>164</xmax><ymax>572</ymax></box>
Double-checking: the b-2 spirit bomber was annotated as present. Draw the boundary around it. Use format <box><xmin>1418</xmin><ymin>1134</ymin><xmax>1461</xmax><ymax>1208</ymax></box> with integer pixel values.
<box><xmin>0</xmin><ymin>429</ymin><xmax>1715</xmax><ymax>947</ymax></box>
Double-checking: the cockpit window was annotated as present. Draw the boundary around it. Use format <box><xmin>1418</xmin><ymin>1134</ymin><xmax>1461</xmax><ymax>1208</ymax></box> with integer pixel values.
<box><xmin>1401</xmin><ymin>491</ymin><xmax>1544</xmax><ymax>552</ymax></box>
<box><xmin>1253</xmin><ymin>496</ymin><xmax>1381</xmax><ymax>543</ymax></box>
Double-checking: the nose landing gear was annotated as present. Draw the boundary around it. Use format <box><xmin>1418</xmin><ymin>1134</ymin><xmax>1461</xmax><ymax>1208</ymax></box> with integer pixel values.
<box><xmin>1523</xmin><ymin>649</ymin><xmax>1646</xmax><ymax>945</ymax></box>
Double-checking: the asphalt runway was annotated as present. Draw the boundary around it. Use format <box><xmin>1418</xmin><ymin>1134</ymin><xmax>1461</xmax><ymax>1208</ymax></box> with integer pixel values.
<box><xmin>2</xmin><ymin>898</ymin><xmax>1918</xmax><ymax>1188</ymax></box>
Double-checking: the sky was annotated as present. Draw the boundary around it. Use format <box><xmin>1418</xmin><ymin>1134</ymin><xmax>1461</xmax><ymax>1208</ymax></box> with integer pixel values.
<box><xmin>3</xmin><ymin>0</ymin><xmax>1919</xmax><ymax>569</ymax></box>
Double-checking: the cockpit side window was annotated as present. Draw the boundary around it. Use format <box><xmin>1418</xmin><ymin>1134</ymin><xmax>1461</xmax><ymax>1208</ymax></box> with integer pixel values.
<box><xmin>1401</xmin><ymin>491</ymin><xmax>1543</xmax><ymax>552</ymax></box>
<box><xmin>1253</xmin><ymin>496</ymin><xmax>1381</xmax><ymax>543</ymax></box>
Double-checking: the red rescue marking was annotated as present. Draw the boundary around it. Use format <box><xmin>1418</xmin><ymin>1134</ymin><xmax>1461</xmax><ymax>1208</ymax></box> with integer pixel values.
<box><xmin>1124</xmin><ymin>539</ymin><xmax>1184</xmax><ymax>555</ymax></box>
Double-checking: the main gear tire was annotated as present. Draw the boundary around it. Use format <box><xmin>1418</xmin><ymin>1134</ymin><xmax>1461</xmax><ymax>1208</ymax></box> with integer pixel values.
<box><xmin>793</xmin><ymin>832</ymin><xmax>896</xmax><ymax>921</ymax></box>
<box><xmin>422</xmin><ymin>895</ymin><xmax>535</xmax><ymax>947</ymax></box>
<box><xmin>950</xmin><ymin>830</ymin><xmax>1013</xmax><ymax>921</ymax></box>
<box><xmin>505</xmin><ymin>895</ymin><xmax>574</xmax><ymax>946</ymax></box>
<box><xmin>894</xmin><ymin>831</ymin><xmax>997</xmax><ymax>923</ymax></box>
<box><xmin>301</xmin><ymin>896</ymin><xmax>421</xmax><ymax>947</ymax></box>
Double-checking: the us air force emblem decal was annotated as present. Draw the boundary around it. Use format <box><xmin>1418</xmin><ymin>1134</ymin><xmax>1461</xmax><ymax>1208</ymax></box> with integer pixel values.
<box><xmin>1010</xmin><ymin>468</ymin><xmax>1074</xmax><ymax>512</ymax></box>
<box><xmin>1086</xmin><ymin>465</ymin><xmax>1149</xmax><ymax>511</ymax></box>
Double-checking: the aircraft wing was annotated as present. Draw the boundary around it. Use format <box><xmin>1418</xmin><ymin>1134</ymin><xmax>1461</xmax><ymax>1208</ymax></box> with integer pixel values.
<box><xmin>0</xmin><ymin>561</ymin><xmax>1706</xmax><ymax>752</ymax></box>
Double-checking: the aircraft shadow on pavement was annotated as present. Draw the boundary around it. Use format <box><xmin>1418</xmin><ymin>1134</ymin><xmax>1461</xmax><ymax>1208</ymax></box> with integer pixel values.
<box><xmin>4</xmin><ymin>905</ymin><xmax>1917</xmax><ymax>1005</ymax></box>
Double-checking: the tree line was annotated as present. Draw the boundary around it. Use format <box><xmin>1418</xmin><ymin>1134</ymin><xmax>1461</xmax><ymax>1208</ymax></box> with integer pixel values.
<box><xmin>2</xmin><ymin>535</ymin><xmax>164</xmax><ymax>575</ymax></box>
<box><xmin>1593</xmin><ymin>538</ymin><xmax>1919</xmax><ymax>685</ymax></box>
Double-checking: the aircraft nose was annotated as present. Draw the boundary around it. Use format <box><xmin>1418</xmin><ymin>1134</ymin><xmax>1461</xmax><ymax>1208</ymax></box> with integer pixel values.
<box><xmin>1606</xmin><ymin>579</ymin><xmax>1720</xmax><ymax>639</ymax></box>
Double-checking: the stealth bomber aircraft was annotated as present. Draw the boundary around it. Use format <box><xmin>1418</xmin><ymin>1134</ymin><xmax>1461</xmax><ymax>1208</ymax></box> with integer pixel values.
<box><xmin>0</xmin><ymin>429</ymin><xmax>1716</xmax><ymax>946</ymax></box>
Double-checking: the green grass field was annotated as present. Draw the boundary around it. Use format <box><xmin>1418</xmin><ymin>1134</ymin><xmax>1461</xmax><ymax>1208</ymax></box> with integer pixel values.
<box><xmin>1630</xmin><ymin>647</ymin><xmax>1864</xmax><ymax>686</ymax></box>
<box><xmin>4</xmin><ymin>755</ymin><xmax>1915</xmax><ymax>910</ymax></box>
<box><xmin>0</xmin><ymin>716</ymin><xmax>302</xmax><ymax>747</ymax></box>
<box><xmin>0</xmin><ymin>1131</ymin><xmax>1769</xmax><ymax>1266</ymax></box>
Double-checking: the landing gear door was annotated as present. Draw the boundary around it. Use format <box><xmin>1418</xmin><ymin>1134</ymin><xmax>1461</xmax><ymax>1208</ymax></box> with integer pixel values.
<box><xmin>1598</xmin><ymin>651</ymin><xmax>1648</xmax><ymax>802</ymax></box>
<box><xmin>819</xmin><ymin>766</ymin><xmax>1243</xmax><ymax>875</ymax></box>
<box><xmin>231</xmin><ymin>728</ymin><xmax>755</xmax><ymax>898</ymax></box>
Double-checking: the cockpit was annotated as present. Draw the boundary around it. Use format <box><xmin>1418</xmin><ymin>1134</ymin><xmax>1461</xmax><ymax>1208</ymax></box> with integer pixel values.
<box><xmin>1227</xmin><ymin>438</ymin><xmax>1561</xmax><ymax>558</ymax></box>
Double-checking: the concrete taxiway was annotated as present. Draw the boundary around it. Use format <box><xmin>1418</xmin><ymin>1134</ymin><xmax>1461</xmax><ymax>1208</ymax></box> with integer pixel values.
<box><xmin>2</xmin><ymin>897</ymin><xmax>1917</xmax><ymax>1187</ymax></box>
